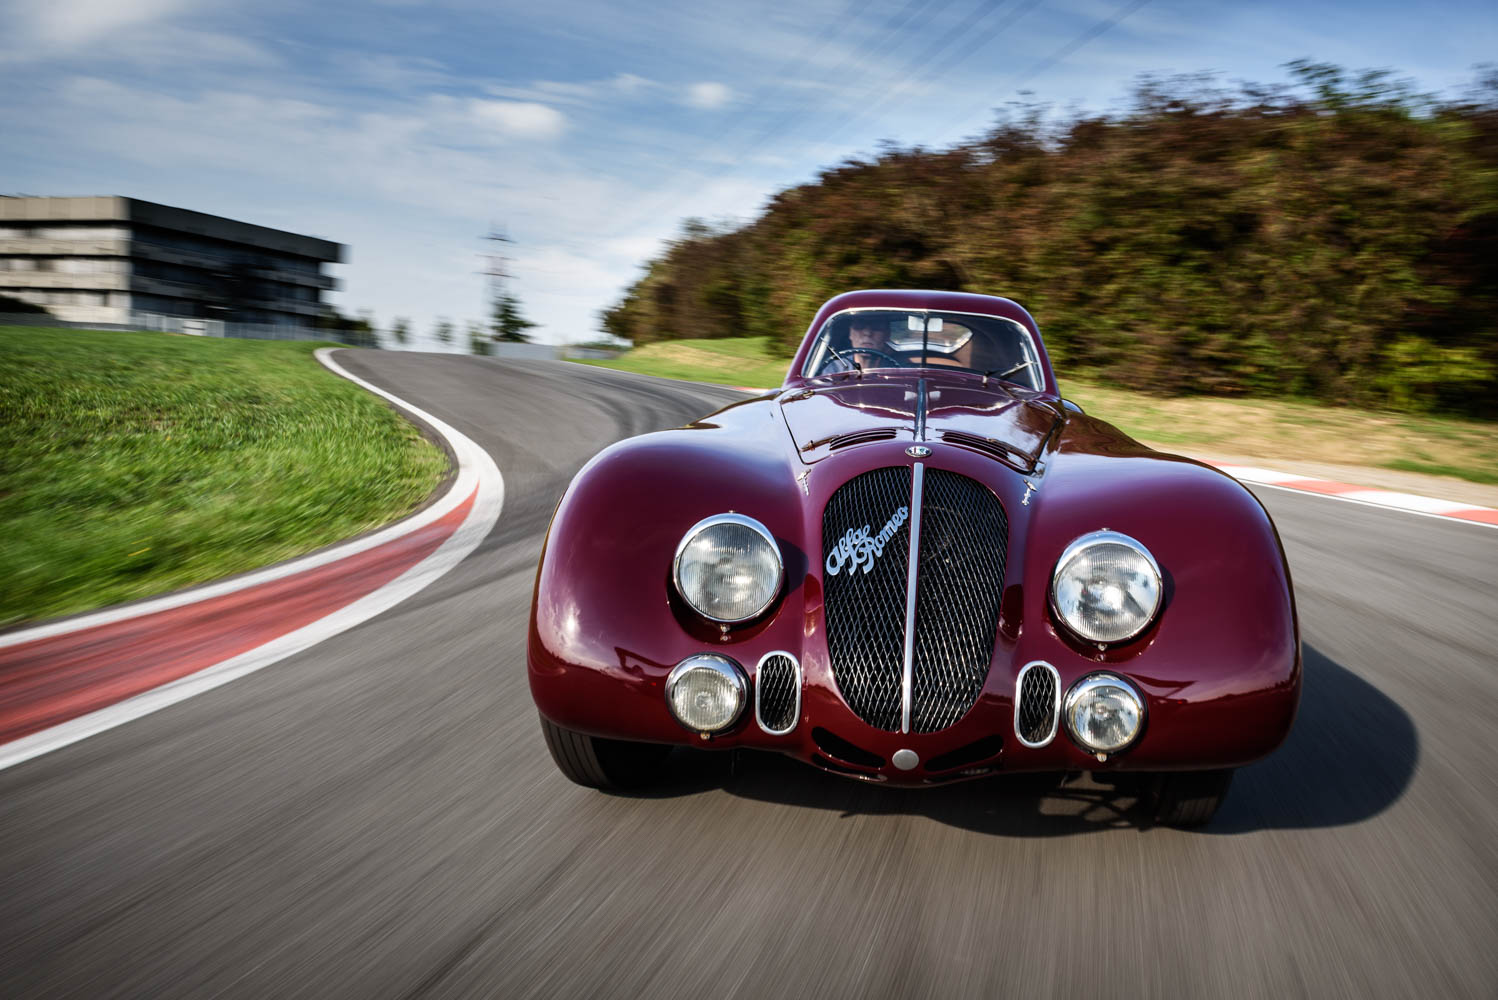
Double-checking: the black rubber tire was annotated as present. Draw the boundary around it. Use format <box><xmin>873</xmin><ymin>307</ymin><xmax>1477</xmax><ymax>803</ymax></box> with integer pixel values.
<box><xmin>1151</xmin><ymin>769</ymin><xmax>1235</xmax><ymax>828</ymax></box>
<box><xmin>539</xmin><ymin>716</ymin><xmax>671</xmax><ymax>790</ymax></box>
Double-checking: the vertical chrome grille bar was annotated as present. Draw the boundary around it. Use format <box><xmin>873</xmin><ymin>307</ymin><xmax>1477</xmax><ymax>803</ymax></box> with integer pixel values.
<box><xmin>900</xmin><ymin>462</ymin><xmax>925</xmax><ymax>733</ymax></box>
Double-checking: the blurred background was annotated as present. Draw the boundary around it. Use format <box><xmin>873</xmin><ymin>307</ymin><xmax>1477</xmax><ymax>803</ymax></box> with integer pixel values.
<box><xmin>1</xmin><ymin>0</ymin><xmax>1494</xmax><ymax>419</ymax></box>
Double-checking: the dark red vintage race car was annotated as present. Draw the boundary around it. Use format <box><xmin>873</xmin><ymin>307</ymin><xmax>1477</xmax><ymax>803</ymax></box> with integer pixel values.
<box><xmin>529</xmin><ymin>290</ymin><xmax>1300</xmax><ymax>826</ymax></box>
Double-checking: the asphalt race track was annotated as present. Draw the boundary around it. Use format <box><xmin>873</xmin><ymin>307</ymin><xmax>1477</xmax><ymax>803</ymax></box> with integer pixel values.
<box><xmin>4</xmin><ymin>351</ymin><xmax>1496</xmax><ymax>999</ymax></box>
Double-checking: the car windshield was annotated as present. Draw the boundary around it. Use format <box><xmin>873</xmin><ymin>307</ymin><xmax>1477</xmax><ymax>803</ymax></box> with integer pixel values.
<box><xmin>802</xmin><ymin>309</ymin><xmax>1043</xmax><ymax>389</ymax></box>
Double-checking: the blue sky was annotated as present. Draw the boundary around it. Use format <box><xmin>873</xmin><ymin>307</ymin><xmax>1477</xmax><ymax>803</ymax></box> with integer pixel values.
<box><xmin>3</xmin><ymin>0</ymin><xmax>1494</xmax><ymax>350</ymax></box>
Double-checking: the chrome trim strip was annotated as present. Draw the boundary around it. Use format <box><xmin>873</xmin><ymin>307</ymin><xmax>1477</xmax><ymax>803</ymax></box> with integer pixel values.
<box><xmin>754</xmin><ymin>651</ymin><xmax>802</xmax><ymax>736</ymax></box>
<box><xmin>1013</xmin><ymin>660</ymin><xmax>1061</xmax><ymax>748</ymax></box>
<box><xmin>671</xmin><ymin>512</ymin><xmax>785</xmax><ymax>625</ymax></box>
<box><xmin>914</xmin><ymin>378</ymin><xmax>928</xmax><ymax>442</ymax></box>
<box><xmin>900</xmin><ymin>462</ymin><xmax>925</xmax><ymax>734</ymax></box>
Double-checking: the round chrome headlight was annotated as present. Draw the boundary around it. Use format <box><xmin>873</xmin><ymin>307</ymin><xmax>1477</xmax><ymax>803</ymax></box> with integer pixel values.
<box><xmin>672</xmin><ymin>514</ymin><xmax>783</xmax><ymax>624</ymax></box>
<box><xmin>1050</xmin><ymin>530</ymin><xmax>1162</xmax><ymax>644</ymax></box>
<box><xmin>666</xmin><ymin>654</ymin><xmax>747</xmax><ymax>733</ymax></box>
<box><xmin>1064</xmin><ymin>673</ymin><xmax>1145</xmax><ymax>753</ymax></box>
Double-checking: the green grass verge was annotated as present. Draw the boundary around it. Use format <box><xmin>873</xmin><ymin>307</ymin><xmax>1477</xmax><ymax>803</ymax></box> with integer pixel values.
<box><xmin>0</xmin><ymin>327</ymin><xmax>447</xmax><ymax>628</ymax></box>
<box><xmin>580</xmin><ymin>336</ymin><xmax>1498</xmax><ymax>487</ymax></box>
<box><xmin>572</xmin><ymin>336</ymin><xmax>790</xmax><ymax>387</ymax></box>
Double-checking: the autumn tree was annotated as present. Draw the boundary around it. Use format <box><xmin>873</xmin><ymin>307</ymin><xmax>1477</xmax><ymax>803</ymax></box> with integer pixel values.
<box><xmin>601</xmin><ymin>64</ymin><xmax>1498</xmax><ymax>416</ymax></box>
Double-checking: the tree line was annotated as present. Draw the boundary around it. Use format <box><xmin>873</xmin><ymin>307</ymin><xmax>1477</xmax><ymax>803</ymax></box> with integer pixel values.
<box><xmin>602</xmin><ymin>63</ymin><xmax>1498</xmax><ymax>416</ymax></box>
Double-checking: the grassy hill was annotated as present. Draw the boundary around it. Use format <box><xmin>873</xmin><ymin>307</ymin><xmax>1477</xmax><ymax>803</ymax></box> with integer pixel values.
<box><xmin>0</xmin><ymin>328</ymin><xmax>445</xmax><ymax>628</ymax></box>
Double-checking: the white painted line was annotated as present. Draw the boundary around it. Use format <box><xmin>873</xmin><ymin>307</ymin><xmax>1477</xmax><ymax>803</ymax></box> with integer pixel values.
<box><xmin>1243</xmin><ymin>480</ymin><xmax>1498</xmax><ymax>530</ymax></box>
<box><xmin>1335</xmin><ymin>490</ymin><xmax>1474</xmax><ymax>515</ymax></box>
<box><xmin>1215</xmin><ymin>464</ymin><xmax>1311</xmax><ymax>486</ymax></box>
<box><xmin>0</xmin><ymin>350</ymin><xmax>505</xmax><ymax>771</ymax></box>
<box><xmin>0</xmin><ymin>350</ymin><xmax>482</xmax><ymax>650</ymax></box>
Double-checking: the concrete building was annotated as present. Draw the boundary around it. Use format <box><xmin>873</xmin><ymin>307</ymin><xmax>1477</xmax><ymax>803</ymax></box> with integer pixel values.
<box><xmin>0</xmin><ymin>196</ymin><xmax>344</xmax><ymax>328</ymax></box>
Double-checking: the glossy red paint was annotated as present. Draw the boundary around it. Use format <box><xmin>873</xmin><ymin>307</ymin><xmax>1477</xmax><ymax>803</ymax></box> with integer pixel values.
<box><xmin>529</xmin><ymin>291</ymin><xmax>1300</xmax><ymax>786</ymax></box>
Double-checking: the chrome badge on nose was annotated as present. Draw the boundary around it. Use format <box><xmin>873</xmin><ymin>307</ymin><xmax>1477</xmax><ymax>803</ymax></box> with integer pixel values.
<box><xmin>906</xmin><ymin>445</ymin><xmax>931</xmax><ymax>458</ymax></box>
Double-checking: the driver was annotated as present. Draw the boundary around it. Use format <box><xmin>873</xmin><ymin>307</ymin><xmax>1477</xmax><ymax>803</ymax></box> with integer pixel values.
<box><xmin>849</xmin><ymin>315</ymin><xmax>889</xmax><ymax>362</ymax></box>
<box><xmin>827</xmin><ymin>314</ymin><xmax>903</xmax><ymax>372</ymax></box>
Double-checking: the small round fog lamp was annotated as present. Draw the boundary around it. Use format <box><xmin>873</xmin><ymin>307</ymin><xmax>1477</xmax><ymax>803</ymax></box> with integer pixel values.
<box><xmin>1064</xmin><ymin>673</ymin><xmax>1145</xmax><ymax>754</ymax></box>
<box><xmin>666</xmin><ymin>654</ymin><xmax>747</xmax><ymax>734</ymax></box>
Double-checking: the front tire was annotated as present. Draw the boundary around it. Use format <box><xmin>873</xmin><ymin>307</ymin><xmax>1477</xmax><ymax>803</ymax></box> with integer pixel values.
<box><xmin>540</xmin><ymin>716</ymin><xmax>671</xmax><ymax>789</ymax></box>
<box><xmin>1151</xmin><ymin>769</ymin><xmax>1235</xmax><ymax>828</ymax></box>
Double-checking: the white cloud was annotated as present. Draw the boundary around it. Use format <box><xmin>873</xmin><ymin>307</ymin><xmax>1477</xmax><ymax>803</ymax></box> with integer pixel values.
<box><xmin>467</xmin><ymin>98</ymin><xmax>568</xmax><ymax>139</ymax></box>
<box><xmin>610</xmin><ymin>72</ymin><xmax>651</xmax><ymax>95</ymax></box>
<box><xmin>0</xmin><ymin>0</ymin><xmax>271</xmax><ymax>69</ymax></box>
<box><xmin>491</xmin><ymin>73</ymin><xmax>660</xmax><ymax>106</ymax></box>
<box><xmin>25</xmin><ymin>0</ymin><xmax>194</xmax><ymax>47</ymax></box>
<box><xmin>330</xmin><ymin>52</ymin><xmax>454</xmax><ymax>93</ymax></box>
<box><xmin>685</xmin><ymin>81</ymin><xmax>733</xmax><ymax>109</ymax></box>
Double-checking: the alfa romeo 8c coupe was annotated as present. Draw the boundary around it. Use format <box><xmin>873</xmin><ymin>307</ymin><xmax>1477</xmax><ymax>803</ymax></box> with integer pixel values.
<box><xmin>529</xmin><ymin>290</ymin><xmax>1300</xmax><ymax>827</ymax></box>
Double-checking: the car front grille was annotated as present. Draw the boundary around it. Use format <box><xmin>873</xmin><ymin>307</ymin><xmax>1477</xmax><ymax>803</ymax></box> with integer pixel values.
<box><xmin>821</xmin><ymin>466</ymin><xmax>912</xmax><ymax>732</ymax></box>
<box><xmin>910</xmin><ymin>469</ymin><xmax>1008</xmax><ymax>732</ymax></box>
<box><xmin>822</xmin><ymin>465</ymin><xmax>1008</xmax><ymax>733</ymax></box>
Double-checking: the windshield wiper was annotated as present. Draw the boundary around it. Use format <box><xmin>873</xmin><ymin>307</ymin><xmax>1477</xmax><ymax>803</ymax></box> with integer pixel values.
<box><xmin>982</xmin><ymin>360</ymin><xmax>1034</xmax><ymax>386</ymax></box>
<box><xmin>825</xmin><ymin>344</ymin><xmax>862</xmax><ymax>374</ymax></box>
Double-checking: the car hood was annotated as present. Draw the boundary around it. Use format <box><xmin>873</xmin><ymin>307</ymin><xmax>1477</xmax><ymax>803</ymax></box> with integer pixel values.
<box><xmin>779</xmin><ymin>376</ymin><xmax>1060</xmax><ymax>470</ymax></box>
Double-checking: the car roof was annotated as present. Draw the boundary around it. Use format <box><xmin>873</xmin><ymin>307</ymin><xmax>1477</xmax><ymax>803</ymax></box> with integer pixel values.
<box><xmin>807</xmin><ymin>289</ymin><xmax>1037</xmax><ymax>326</ymax></box>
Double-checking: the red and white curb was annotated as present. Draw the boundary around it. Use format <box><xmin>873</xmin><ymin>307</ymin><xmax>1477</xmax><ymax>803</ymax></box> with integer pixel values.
<box><xmin>1213</xmin><ymin>464</ymin><xmax>1498</xmax><ymax>529</ymax></box>
<box><xmin>0</xmin><ymin>348</ymin><xmax>505</xmax><ymax>771</ymax></box>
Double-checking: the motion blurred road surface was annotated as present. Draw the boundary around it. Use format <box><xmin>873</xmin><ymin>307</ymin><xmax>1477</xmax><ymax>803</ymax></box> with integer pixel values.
<box><xmin>4</xmin><ymin>351</ymin><xmax>1495</xmax><ymax>998</ymax></box>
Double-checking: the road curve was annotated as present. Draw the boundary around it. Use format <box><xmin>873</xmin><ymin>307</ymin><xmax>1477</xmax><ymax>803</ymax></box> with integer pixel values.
<box><xmin>3</xmin><ymin>351</ymin><xmax>1495</xmax><ymax>999</ymax></box>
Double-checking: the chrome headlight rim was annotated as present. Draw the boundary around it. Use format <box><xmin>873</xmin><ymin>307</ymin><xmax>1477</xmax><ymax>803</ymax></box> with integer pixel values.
<box><xmin>1063</xmin><ymin>672</ymin><xmax>1147</xmax><ymax>755</ymax></box>
<box><xmin>1049</xmin><ymin>529</ymin><xmax>1163</xmax><ymax>645</ymax></box>
<box><xmin>671</xmin><ymin>512</ymin><xmax>785</xmax><ymax>625</ymax></box>
<box><xmin>665</xmin><ymin>653</ymin><xmax>749</xmax><ymax>735</ymax></box>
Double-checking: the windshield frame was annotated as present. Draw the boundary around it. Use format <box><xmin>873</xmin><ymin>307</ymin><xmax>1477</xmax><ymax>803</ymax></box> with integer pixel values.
<box><xmin>801</xmin><ymin>307</ymin><xmax>1046</xmax><ymax>390</ymax></box>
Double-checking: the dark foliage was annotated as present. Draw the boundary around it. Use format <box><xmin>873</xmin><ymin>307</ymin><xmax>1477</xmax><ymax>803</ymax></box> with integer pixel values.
<box><xmin>492</xmin><ymin>292</ymin><xmax>537</xmax><ymax>342</ymax></box>
<box><xmin>603</xmin><ymin>65</ymin><xmax>1498</xmax><ymax>416</ymax></box>
<box><xmin>314</xmin><ymin>310</ymin><xmax>379</xmax><ymax>348</ymax></box>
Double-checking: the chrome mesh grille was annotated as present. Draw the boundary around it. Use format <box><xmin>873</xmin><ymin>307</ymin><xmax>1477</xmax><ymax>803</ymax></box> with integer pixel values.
<box><xmin>910</xmin><ymin>469</ymin><xmax>1008</xmax><ymax>732</ymax></box>
<box><xmin>821</xmin><ymin>465</ymin><xmax>1007</xmax><ymax>734</ymax></box>
<box><xmin>1016</xmin><ymin>663</ymin><xmax>1058</xmax><ymax>745</ymax></box>
<box><xmin>756</xmin><ymin>654</ymin><xmax>799</xmax><ymax>734</ymax></box>
<box><xmin>821</xmin><ymin>466</ymin><xmax>912</xmax><ymax>732</ymax></box>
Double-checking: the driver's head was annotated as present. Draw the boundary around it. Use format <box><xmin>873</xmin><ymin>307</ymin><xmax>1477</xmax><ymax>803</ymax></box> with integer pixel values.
<box><xmin>848</xmin><ymin>315</ymin><xmax>886</xmax><ymax>351</ymax></box>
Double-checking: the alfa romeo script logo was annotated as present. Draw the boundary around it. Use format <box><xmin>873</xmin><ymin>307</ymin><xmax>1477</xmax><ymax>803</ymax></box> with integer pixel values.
<box><xmin>825</xmin><ymin>506</ymin><xmax>910</xmax><ymax>576</ymax></box>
